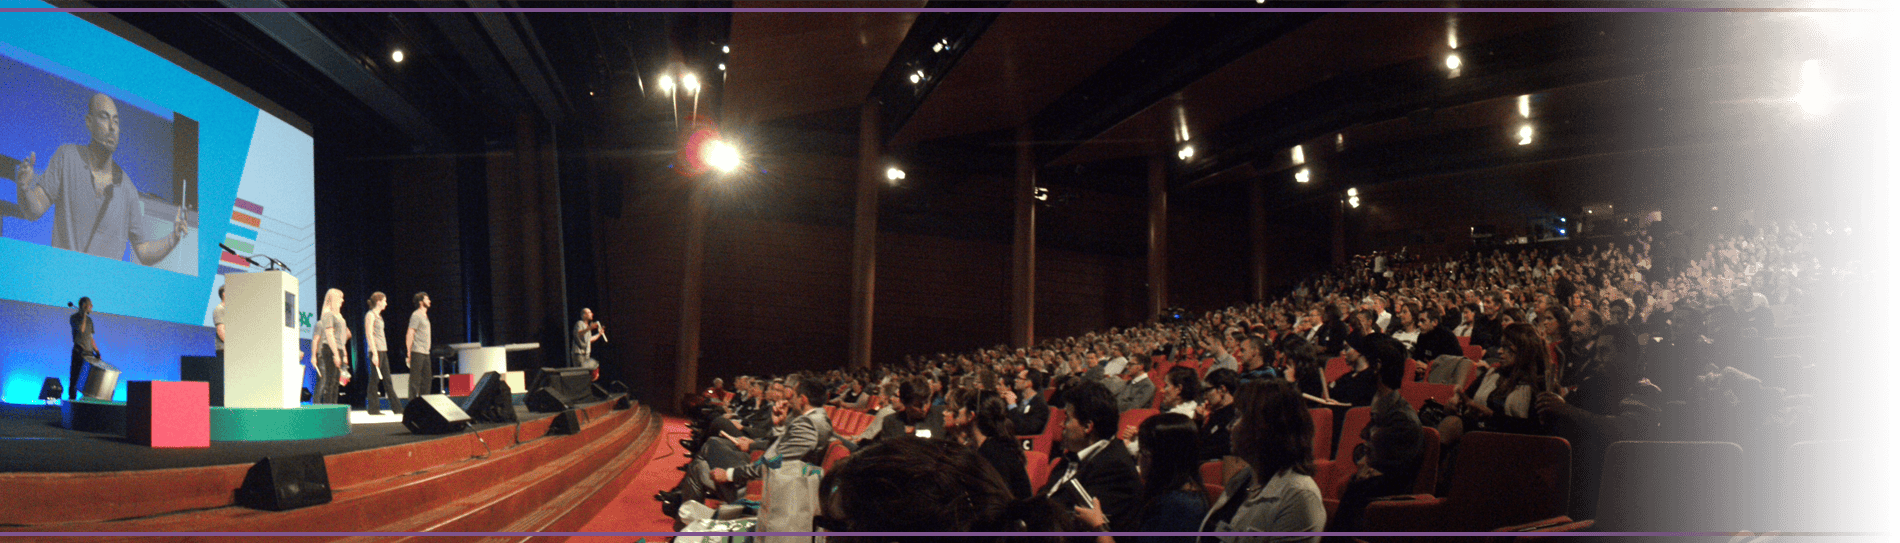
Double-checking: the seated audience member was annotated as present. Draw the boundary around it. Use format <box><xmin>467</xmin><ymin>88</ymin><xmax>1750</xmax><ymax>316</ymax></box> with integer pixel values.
<box><xmin>1388</xmin><ymin>302</ymin><xmax>1421</xmax><ymax>348</ymax></box>
<box><xmin>1196</xmin><ymin>369</ymin><xmax>1242</xmax><ymax>463</ymax></box>
<box><xmin>840</xmin><ymin>379</ymin><xmax>900</xmax><ymax>450</ymax></box>
<box><xmin>1327</xmin><ymin>335</ymin><xmax>1425</xmax><ymax>534</ymax></box>
<box><xmin>1006</xmin><ymin>368</ymin><xmax>1052</xmax><ymax>440</ymax></box>
<box><xmin>874</xmin><ymin>376</ymin><xmax>946</xmax><ymax>442</ymax></box>
<box><xmin>820</xmin><ymin>436</ymin><xmax>1074</xmax><ymax>538</ymax></box>
<box><xmin>1037</xmin><ymin>381</ymin><xmax>1144</xmax><ymax>531</ymax></box>
<box><xmin>1115</xmin><ymin>357</ymin><xmax>1156</xmax><ymax>413</ymax></box>
<box><xmin>1159</xmin><ymin>365</ymin><xmax>1202</xmax><ymax>417</ymax></box>
<box><xmin>1313</xmin><ymin>304</ymin><xmax>1351</xmax><ymax>356</ymax></box>
<box><xmin>1326</xmin><ymin>337</ymin><xmax>1380</xmax><ymax>408</ymax></box>
<box><xmin>658</xmin><ymin>378</ymin><xmax>831</xmax><ymax>515</ymax></box>
<box><xmin>1072</xmin><ymin>413</ymin><xmax>1209</xmax><ymax>541</ymax></box>
<box><xmin>1411</xmin><ymin>308</ymin><xmax>1465</xmax><ymax>379</ymax></box>
<box><xmin>1437</xmin><ymin>323</ymin><xmax>1548</xmax><ymax>446</ymax></box>
<box><xmin>1200</xmin><ymin>380</ymin><xmax>1325</xmax><ymax>541</ymax></box>
<box><xmin>1277</xmin><ymin>335</ymin><xmax>1332</xmax><ymax>407</ymax></box>
<box><xmin>968</xmin><ymin>391</ymin><xmax>1033</xmax><ymax>499</ymax></box>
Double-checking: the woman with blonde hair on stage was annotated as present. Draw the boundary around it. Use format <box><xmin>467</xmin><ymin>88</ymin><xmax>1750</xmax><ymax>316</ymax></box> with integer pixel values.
<box><xmin>315</xmin><ymin>288</ymin><xmax>351</xmax><ymax>405</ymax></box>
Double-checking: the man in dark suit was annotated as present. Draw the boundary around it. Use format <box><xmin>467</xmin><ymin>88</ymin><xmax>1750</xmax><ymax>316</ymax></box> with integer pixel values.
<box><xmin>1007</xmin><ymin>368</ymin><xmax>1051</xmax><ymax>439</ymax></box>
<box><xmin>1038</xmin><ymin>381</ymin><xmax>1142</xmax><ymax>531</ymax></box>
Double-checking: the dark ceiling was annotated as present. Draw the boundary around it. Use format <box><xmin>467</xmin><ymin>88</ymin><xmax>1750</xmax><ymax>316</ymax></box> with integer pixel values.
<box><xmin>88</xmin><ymin>1</ymin><xmax>1869</xmax><ymax>239</ymax></box>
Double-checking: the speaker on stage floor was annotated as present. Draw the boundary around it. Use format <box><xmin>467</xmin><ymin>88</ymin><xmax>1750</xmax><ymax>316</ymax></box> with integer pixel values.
<box><xmin>236</xmin><ymin>454</ymin><xmax>331</xmax><ymax>511</ymax></box>
<box><xmin>403</xmin><ymin>394</ymin><xmax>471</xmax><ymax>434</ymax></box>
<box><xmin>458</xmin><ymin>371</ymin><xmax>516</xmax><ymax>423</ymax></box>
<box><xmin>548</xmin><ymin>409</ymin><xmax>582</xmax><ymax>435</ymax></box>
<box><xmin>524</xmin><ymin>387</ymin><xmax>571</xmax><ymax>413</ymax></box>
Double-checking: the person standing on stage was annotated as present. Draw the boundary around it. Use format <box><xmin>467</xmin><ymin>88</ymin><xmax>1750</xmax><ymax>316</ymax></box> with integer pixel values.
<box><xmin>69</xmin><ymin>296</ymin><xmax>98</xmax><ymax>400</ymax></box>
<box><xmin>572</xmin><ymin>308</ymin><xmax>606</xmax><ymax>369</ymax></box>
<box><xmin>315</xmin><ymin>288</ymin><xmax>350</xmax><ymax>405</ymax></box>
<box><xmin>405</xmin><ymin>292</ymin><xmax>432</xmax><ymax>399</ymax></box>
<box><xmin>363</xmin><ymin>292</ymin><xmax>402</xmax><ymax>414</ymax></box>
<box><xmin>213</xmin><ymin>287</ymin><xmax>225</xmax><ymax>361</ymax></box>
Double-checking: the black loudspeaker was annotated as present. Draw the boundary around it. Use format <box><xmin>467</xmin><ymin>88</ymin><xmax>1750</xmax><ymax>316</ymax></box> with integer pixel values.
<box><xmin>458</xmin><ymin>371</ymin><xmax>517</xmax><ymax>423</ymax></box>
<box><xmin>525</xmin><ymin>387</ymin><xmax>571</xmax><ymax>413</ymax></box>
<box><xmin>236</xmin><ymin>454</ymin><xmax>331</xmax><ymax>511</ymax></box>
<box><xmin>547</xmin><ymin>409</ymin><xmax>582</xmax><ymax>435</ymax></box>
<box><xmin>403</xmin><ymin>394</ymin><xmax>471</xmax><ymax>434</ymax></box>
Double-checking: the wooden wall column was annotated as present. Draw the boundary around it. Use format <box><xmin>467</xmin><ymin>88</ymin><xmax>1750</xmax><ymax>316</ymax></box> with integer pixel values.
<box><xmin>1147</xmin><ymin>154</ymin><xmax>1168</xmax><ymax>320</ymax></box>
<box><xmin>677</xmin><ymin>181</ymin><xmax>708</xmax><ymax>405</ymax></box>
<box><xmin>1010</xmin><ymin>126</ymin><xmax>1036</xmax><ymax>348</ymax></box>
<box><xmin>1249</xmin><ymin>178</ymin><xmax>1268</xmax><ymax>302</ymax></box>
<box><xmin>848</xmin><ymin>102</ymin><xmax>881</xmax><ymax>370</ymax></box>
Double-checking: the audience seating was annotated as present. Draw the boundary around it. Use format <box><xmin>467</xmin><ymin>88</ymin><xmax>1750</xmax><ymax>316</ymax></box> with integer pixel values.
<box><xmin>1399</xmin><ymin>382</ymin><xmax>1457</xmax><ymax>410</ymax></box>
<box><xmin>1500</xmin><ymin>441</ymin><xmax>1746</xmax><ymax>533</ymax></box>
<box><xmin>1200</xmin><ymin>460</ymin><xmax>1225</xmax><ymax>501</ymax></box>
<box><xmin>1412</xmin><ymin>427</ymin><xmax>1441</xmax><ymax>495</ymax></box>
<box><xmin>822</xmin><ymin>441</ymin><xmax>850</xmax><ymax>471</ymax></box>
<box><xmin>1031</xmin><ymin>409</ymin><xmax>1067</xmax><ymax>456</ymax></box>
<box><xmin>1462</xmin><ymin>345</ymin><xmax>1485</xmax><ymax>364</ymax></box>
<box><xmin>1364</xmin><ymin>431</ymin><xmax>1571</xmax><ymax>534</ymax></box>
<box><xmin>1118</xmin><ymin>408</ymin><xmax>1159</xmax><ymax>437</ymax></box>
<box><xmin>1324</xmin><ymin>357</ymin><xmax>1350</xmax><ymax>383</ymax></box>
<box><xmin>1332</xmin><ymin>407</ymin><xmax>1373</xmax><ymax>466</ymax></box>
<box><xmin>1457</xmin><ymin>336</ymin><xmax>1471</xmax><ymax>348</ymax></box>
<box><xmin>1025</xmin><ymin>450</ymin><xmax>1051</xmax><ymax>495</ymax></box>
<box><xmin>1310</xmin><ymin>408</ymin><xmax>1335</xmax><ymax>460</ymax></box>
<box><xmin>1777</xmin><ymin>439</ymin><xmax>1876</xmax><ymax>532</ymax></box>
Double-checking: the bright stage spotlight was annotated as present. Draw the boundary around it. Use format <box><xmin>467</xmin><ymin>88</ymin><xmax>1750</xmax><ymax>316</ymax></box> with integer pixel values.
<box><xmin>682</xmin><ymin>73</ymin><xmax>701</xmax><ymax>93</ymax></box>
<box><xmin>659</xmin><ymin>74</ymin><xmax>675</xmax><ymax>94</ymax></box>
<box><xmin>885</xmin><ymin>167</ymin><xmax>906</xmax><ymax>182</ymax></box>
<box><xmin>704</xmin><ymin>140</ymin><xmax>741</xmax><ymax>174</ymax></box>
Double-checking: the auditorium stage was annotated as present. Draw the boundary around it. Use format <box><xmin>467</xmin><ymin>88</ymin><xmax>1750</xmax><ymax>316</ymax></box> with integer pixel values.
<box><xmin>0</xmin><ymin>393</ymin><xmax>665</xmax><ymax>535</ymax></box>
<box><xmin>0</xmin><ymin>400</ymin><xmax>566</xmax><ymax>473</ymax></box>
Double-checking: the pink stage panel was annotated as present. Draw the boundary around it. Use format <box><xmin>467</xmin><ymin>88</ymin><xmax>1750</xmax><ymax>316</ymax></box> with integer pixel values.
<box><xmin>127</xmin><ymin>381</ymin><xmax>210</xmax><ymax>448</ymax></box>
<box><xmin>449</xmin><ymin>374</ymin><xmax>476</xmax><ymax>397</ymax></box>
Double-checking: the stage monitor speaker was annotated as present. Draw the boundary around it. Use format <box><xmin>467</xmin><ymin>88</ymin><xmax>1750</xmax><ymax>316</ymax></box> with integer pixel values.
<box><xmin>458</xmin><ymin>371</ymin><xmax>517</xmax><ymax>423</ymax></box>
<box><xmin>403</xmin><ymin>394</ymin><xmax>471</xmax><ymax>434</ymax></box>
<box><xmin>236</xmin><ymin>454</ymin><xmax>331</xmax><ymax>511</ymax></box>
<box><xmin>548</xmin><ymin>409</ymin><xmax>582</xmax><ymax>435</ymax></box>
<box><xmin>525</xmin><ymin>387</ymin><xmax>571</xmax><ymax>413</ymax></box>
<box><xmin>535</xmin><ymin>366</ymin><xmax>596</xmax><ymax>402</ymax></box>
<box><xmin>79</xmin><ymin>356</ymin><xmax>120</xmax><ymax>401</ymax></box>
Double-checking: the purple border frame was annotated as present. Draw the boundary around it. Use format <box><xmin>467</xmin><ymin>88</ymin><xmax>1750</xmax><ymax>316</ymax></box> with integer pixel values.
<box><xmin>0</xmin><ymin>7</ymin><xmax>1883</xmax><ymax>14</ymax></box>
<box><xmin>3</xmin><ymin>531</ymin><xmax>1886</xmax><ymax>537</ymax></box>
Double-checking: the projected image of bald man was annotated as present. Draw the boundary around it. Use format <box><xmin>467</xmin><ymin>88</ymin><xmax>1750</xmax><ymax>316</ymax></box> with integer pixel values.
<box><xmin>12</xmin><ymin>93</ymin><xmax>188</xmax><ymax>264</ymax></box>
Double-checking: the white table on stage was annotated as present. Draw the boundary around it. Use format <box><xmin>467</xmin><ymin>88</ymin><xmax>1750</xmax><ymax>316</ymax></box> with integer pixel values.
<box><xmin>447</xmin><ymin>342</ymin><xmax>540</xmax><ymax>376</ymax></box>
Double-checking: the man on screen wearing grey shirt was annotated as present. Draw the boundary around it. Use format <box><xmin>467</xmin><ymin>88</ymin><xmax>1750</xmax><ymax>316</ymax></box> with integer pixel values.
<box><xmin>11</xmin><ymin>94</ymin><xmax>188</xmax><ymax>264</ymax></box>
<box><xmin>405</xmin><ymin>292</ymin><xmax>432</xmax><ymax>400</ymax></box>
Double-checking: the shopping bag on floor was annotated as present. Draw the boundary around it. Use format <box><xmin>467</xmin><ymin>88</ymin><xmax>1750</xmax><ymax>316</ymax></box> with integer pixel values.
<box><xmin>757</xmin><ymin>458</ymin><xmax>823</xmax><ymax>543</ymax></box>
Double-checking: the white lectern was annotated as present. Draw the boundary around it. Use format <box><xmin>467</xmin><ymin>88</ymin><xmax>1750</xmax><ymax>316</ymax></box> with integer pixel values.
<box><xmin>448</xmin><ymin>342</ymin><xmax>541</xmax><ymax>376</ymax></box>
<box><xmin>223</xmin><ymin>271</ymin><xmax>302</xmax><ymax>408</ymax></box>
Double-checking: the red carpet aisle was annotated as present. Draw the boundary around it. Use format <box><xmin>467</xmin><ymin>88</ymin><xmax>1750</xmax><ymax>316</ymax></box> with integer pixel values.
<box><xmin>568</xmin><ymin>415</ymin><xmax>696</xmax><ymax>541</ymax></box>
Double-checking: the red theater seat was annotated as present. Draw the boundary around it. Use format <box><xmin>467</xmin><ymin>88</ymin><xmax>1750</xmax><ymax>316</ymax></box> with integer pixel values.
<box><xmin>1200</xmin><ymin>460</ymin><xmax>1226</xmax><ymax>501</ymax></box>
<box><xmin>1399</xmin><ymin>382</ymin><xmax>1456</xmax><ymax>410</ymax></box>
<box><xmin>1364</xmin><ymin>432</ymin><xmax>1571</xmax><ymax>534</ymax></box>
<box><xmin>1324</xmin><ymin>358</ymin><xmax>1350</xmax><ymax>383</ymax></box>
<box><xmin>1025</xmin><ymin>450</ymin><xmax>1051</xmax><ymax>494</ymax></box>
<box><xmin>1310</xmin><ymin>407</ymin><xmax>1335</xmax><ymax>461</ymax></box>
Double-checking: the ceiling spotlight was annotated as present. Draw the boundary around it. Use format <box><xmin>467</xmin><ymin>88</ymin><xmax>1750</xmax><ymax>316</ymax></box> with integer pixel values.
<box><xmin>1294</xmin><ymin>168</ymin><xmax>1311</xmax><ymax>183</ymax></box>
<box><xmin>722</xmin><ymin>45</ymin><xmax>730</xmax><ymax>54</ymax></box>
<box><xmin>1346</xmin><ymin>187</ymin><xmax>1358</xmax><ymax>197</ymax></box>
<box><xmin>1291</xmin><ymin>145</ymin><xmax>1305</xmax><ymax>165</ymax></box>
<box><xmin>1517</xmin><ymin>94</ymin><xmax>1531</xmax><ymax>118</ymax></box>
<box><xmin>1348</xmin><ymin>196</ymin><xmax>1361</xmax><ymax>209</ymax></box>
<box><xmin>1177</xmin><ymin>145</ymin><xmax>1195</xmax><ymax>160</ymax></box>
<box><xmin>909</xmin><ymin>72</ymin><xmax>921</xmax><ymax>84</ymax></box>
<box><xmin>719</xmin><ymin>63</ymin><xmax>726</xmax><ymax>71</ymax></box>
<box><xmin>885</xmin><ymin>167</ymin><xmax>906</xmax><ymax>182</ymax></box>
<box><xmin>1517</xmin><ymin>125</ymin><xmax>1535</xmax><ymax>145</ymax></box>
<box><xmin>391</xmin><ymin>49</ymin><xmax>404</xmax><ymax>63</ymax></box>
<box><xmin>1334</xmin><ymin>133</ymin><xmax>1344</xmax><ymax>151</ymax></box>
<box><xmin>682</xmin><ymin>73</ymin><xmax>700</xmax><ymax>93</ymax></box>
<box><xmin>659</xmin><ymin>74</ymin><xmax>675</xmax><ymax>94</ymax></box>
<box><xmin>933</xmin><ymin>42</ymin><xmax>944</xmax><ymax>53</ymax></box>
<box><xmin>704</xmin><ymin>140</ymin><xmax>741</xmax><ymax>174</ymax></box>
<box><xmin>1445</xmin><ymin>53</ymin><xmax>1462</xmax><ymax>71</ymax></box>
<box><xmin>1034</xmin><ymin>187</ymin><xmax>1049</xmax><ymax>201</ymax></box>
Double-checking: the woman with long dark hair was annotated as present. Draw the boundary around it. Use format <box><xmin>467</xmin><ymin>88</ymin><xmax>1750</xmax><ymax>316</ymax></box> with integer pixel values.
<box><xmin>1437</xmin><ymin>323</ymin><xmax>1548</xmax><ymax>445</ymax></box>
<box><xmin>970</xmin><ymin>391</ymin><xmax>1032</xmax><ymax>499</ymax></box>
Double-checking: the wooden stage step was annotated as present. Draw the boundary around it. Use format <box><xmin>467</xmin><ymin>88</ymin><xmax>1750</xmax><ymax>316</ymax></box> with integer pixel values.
<box><xmin>1</xmin><ymin>396</ymin><xmax>662</xmax><ymax>540</ymax></box>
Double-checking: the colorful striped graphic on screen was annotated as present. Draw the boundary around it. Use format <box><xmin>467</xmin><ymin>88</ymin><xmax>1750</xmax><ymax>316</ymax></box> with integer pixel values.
<box><xmin>221</xmin><ymin>199</ymin><xmax>266</xmax><ymax>274</ymax></box>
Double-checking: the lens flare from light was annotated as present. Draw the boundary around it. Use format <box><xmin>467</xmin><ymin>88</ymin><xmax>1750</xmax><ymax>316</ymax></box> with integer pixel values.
<box><xmin>705</xmin><ymin>140</ymin><xmax>740</xmax><ymax>173</ymax></box>
<box><xmin>682</xmin><ymin>73</ymin><xmax>701</xmax><ymax>93</ymax></box>
<box><xmin>1794</xmin><ymin>59</ymin><xmax>1834</xmax><ymax>117</ymax></box>
<box><xmin>659</xmin><ymin>75</ymin><xmax>675</xmax><ymax>94</ymax></box>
